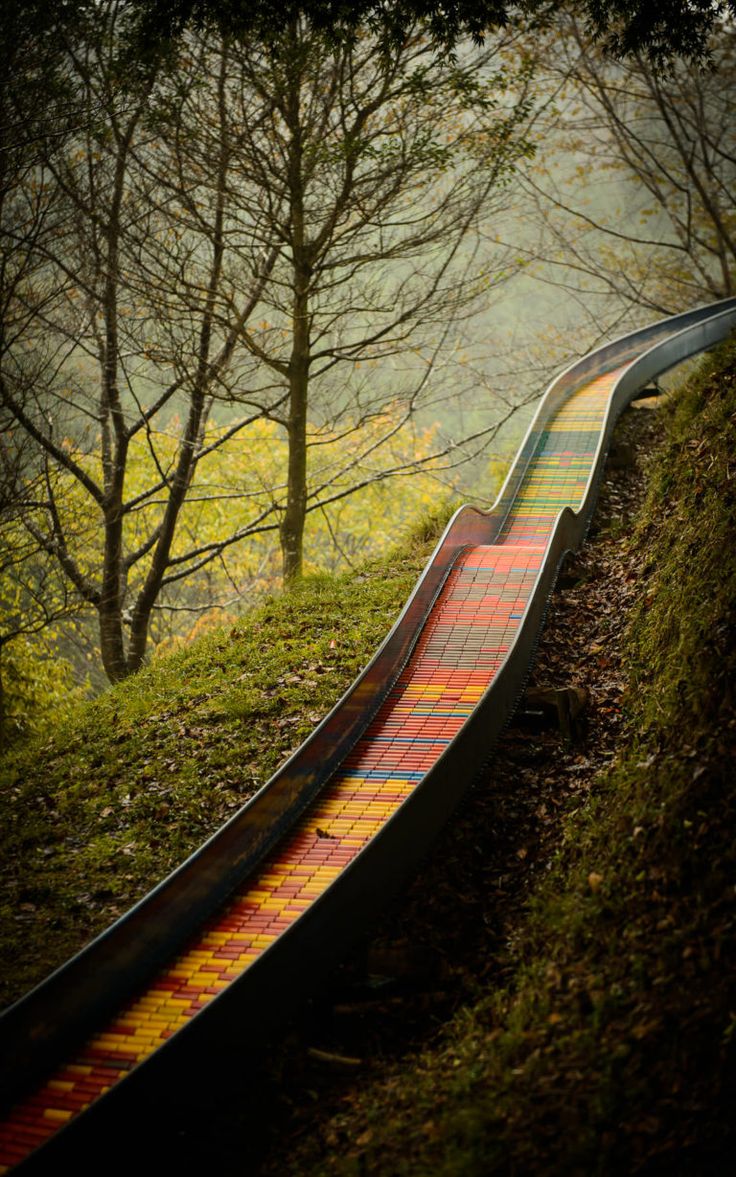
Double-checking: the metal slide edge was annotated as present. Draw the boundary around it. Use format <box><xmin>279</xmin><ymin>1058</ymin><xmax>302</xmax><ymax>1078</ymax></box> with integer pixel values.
<box><xmin>2</xmin><ymin>301</ymin><xmax>735</xmax><ymax>1143</ymax></box>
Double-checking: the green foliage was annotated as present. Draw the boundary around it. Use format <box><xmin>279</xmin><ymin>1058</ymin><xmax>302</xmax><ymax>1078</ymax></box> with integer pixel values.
<box><xmin>0</xmin><ymin>634</ymin><xmax>84</xmax><ymax>750</ymax></box>
<box><xmin>123</xmin><ymin>0</ymin><xmax>732</xmax><ymax>67</ymax></box>
<box><xmin>486</xmin><ymin>448</ymin><xmax>513</xmax><ymax>498</ymax></box>
<box><xmin>0</xmin><ymin>475</ymin><xmax>90</xmax><ymax>747</ymax></box>
<box><xmin>4</xmin><ymin>411</ymin><xmax>446</xmax><ymax>675</ymax></box>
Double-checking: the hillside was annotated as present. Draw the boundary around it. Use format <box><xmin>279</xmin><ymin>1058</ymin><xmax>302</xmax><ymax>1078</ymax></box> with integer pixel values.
<box><xmin>2</xmin><ymin>337</ymin><xmax>736</xmax><ymax>1175</ymax></box>
<box><xmin>0</xmin><ymin>510</ymin><xmax>452</xmax><ymax>1008</ymax></box>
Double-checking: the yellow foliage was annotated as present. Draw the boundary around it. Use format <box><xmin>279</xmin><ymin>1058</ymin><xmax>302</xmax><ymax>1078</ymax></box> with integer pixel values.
<box><xmin>54</xmin><ymin>409</ymin><xmax>446</xmax><ymax>651</ymax></box>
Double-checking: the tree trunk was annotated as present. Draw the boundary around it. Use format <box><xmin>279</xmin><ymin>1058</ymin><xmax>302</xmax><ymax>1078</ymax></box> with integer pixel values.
<box><xmin>280</xmin><ymin>35</ymin><xmax>311</xmax><ymax>585</ymax></box>
<box><xmin>97</xmin><ymin>443</ymin><xmax>130</xmax><ymax>683</ymax></box>
<box><xmin>281</xmin><ymin>296</ymin><xmax>309</xmax><ymax>583</ymax></box>
<box><xmin>99</xmin><ymin>601</ymin><xmax>128</xmax><ymax>682</ymax></box>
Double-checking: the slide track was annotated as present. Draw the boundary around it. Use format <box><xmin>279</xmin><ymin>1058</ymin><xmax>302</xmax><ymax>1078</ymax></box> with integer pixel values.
<box><xmin>1</xmin><ymin>299</ymin><xmax>735</xmax><ymax>1172</ymax></box>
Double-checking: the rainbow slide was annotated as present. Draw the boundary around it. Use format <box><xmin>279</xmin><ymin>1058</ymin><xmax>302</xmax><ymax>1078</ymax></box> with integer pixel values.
<box><xmin>1</xmin><ymin>300</ymin><xmax>735</xmax><ymax>1172</ymax></box>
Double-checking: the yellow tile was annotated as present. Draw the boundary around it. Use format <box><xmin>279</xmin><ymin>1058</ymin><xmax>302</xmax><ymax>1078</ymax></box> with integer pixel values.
<box><xmin>43</xmin><ymin>1108</ymin><xmax>72</xmax><ymax>1123</ymax></box>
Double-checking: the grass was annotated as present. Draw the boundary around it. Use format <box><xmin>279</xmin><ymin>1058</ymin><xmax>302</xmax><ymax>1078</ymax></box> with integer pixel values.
<box><xmin>0</xmin><ymin>504</ymin><xmax>455</xmax><ymax>1008</ymax></box>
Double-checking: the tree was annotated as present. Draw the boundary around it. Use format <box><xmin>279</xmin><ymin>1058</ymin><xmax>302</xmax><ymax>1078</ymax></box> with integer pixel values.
<box><xmin>146</xmin><ymin>411</ymin><xmax>447</xmax><ymax>657</ymax></box>
<box><xmin>513</xmin><ymin>18</ymin><xmax>736</xmax><ymax>321</ymax></box>
<box><xmin>1</xmin><ymin>4</ymin><xmax>537</xmax><ymax>679</ymax></box>
<box><xmin>0</xmin><ymin>1</ymin><xmax>91</xmax><ymax>737</ymax></box>
<box><xmin>159</xmin><ymin>20</ymin><xmax>535</xmax><ymax>581</ymax></box>
<box><xmin>0</xmin><ymin>4</ymin><xmax>295</xmax><ymax>682</ymax></box>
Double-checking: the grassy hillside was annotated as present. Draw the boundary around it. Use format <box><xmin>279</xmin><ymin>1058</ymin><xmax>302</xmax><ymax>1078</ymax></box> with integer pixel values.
<box><xmin>0</xmin><ymin>507</ymin><xmax>453</xmax><ymax>1008</ymax></box>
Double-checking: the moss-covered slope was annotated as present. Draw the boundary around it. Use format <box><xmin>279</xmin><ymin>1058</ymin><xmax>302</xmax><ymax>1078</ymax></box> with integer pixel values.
<box><xmin>0</xmin><ymin>509</ymin><xmax>452</xmax><ymax>1009</ymax></box>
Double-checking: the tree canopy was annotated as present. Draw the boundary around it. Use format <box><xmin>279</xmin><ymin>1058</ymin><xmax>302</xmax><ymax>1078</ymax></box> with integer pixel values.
<box><xmin>10</xmin><ymin>0</ymin><xmax>736</xmax><ymax>64</ymax></box>
<box><xmin>127</xmin><ymin>0</ymin><xmax>736</xmax><ymax>64</ymax></box>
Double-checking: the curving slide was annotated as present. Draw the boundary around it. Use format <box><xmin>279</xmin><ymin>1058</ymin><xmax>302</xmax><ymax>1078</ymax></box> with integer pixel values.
<box><xmin>1</xmin><ymin>299</ymin><xmax>735</xmax><ymax>1172</ymax></box>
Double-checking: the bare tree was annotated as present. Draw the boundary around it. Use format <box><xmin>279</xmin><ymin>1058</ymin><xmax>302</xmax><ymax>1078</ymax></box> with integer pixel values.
<box><xmin>177</xmin><ymin>19</ymin><xmax>538</xmax><ymax>580</ymax></box>
<box><xmin>0</xmin><ymin>4</ymin><xmax>288</xmax><ymax>682</ymax></box>
<box><xmin>1</xmin><ymin>5</ymin><xmax>537</xmax><ymax>681</ymax></box>
<box><xmin>516</xmin><ymin>18</ymin><xmax>736</xmax><ymax>320</ymax></box>
<box><xmin>0</xmin><ymin>2</ymin><xmax>86</xmax><ymax>733</ymax></box>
